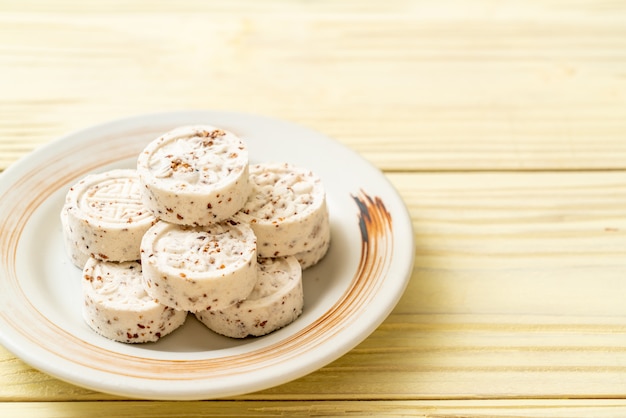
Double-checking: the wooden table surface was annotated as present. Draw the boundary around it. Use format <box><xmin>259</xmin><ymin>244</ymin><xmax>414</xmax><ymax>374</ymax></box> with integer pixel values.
<box><xmin>2</xmin><ymin>1</ymin><xmax>626</xmax><ymax>416</ymax></box>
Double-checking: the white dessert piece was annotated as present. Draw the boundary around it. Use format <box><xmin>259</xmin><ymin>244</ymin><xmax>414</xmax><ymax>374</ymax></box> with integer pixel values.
<box><xmin>136</xmin><ymin>125</ymin><xmax>250</xmax><ymax>226</ymax></box>
<box><xmin>234</xmin><ymin>162</ymin><xmax>330</xmax><ymax>268</ymax></box>
<box><xmin>82</xmin><ymin>258</ymin><xmax>187</xmax><ymax>343</ymax></box>
<box><xmin>60</xmin><ymin>206</ymin><xmax>89</xmax><ymax>269</ymax></box>
<box><xmin>63</xmin><ymin>169</ymin><xmax>156</xmax><ymax>263</ymax></box>
<box><xmin>140</xmin><ymin>219</ymin><xmax>258</xmax><ymax>312</ymax></box>
<box><xmin>195</xmin><ymin>255</ymin><xmax>303</xmax><ymax>338</ymax></box>
<box><xmin>292</xmin><ymin>208</ymin><xmax>331</xmax><ymax>269</ymax></box>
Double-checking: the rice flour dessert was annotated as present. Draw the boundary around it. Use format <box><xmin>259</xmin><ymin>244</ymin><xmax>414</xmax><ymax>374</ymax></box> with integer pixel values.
<box><xmin>61</xmin><ymin>124</ymin><xmax>334</xmax><ymax>344</ymax></box>
<box><xmin>140</xmin><ymin>219</ymin><xmax>258</xmax><ymax>312</ymax></box>
<box><xmin>60</xmin><ymin>206</ymin><xmax>90</xmax><ymax>269</ymax></box>
<box><xmin>196</xmin><ymin>255</ymin><xmax>303</xmax><ymax>338</ymax></box>
<box><xmin>137</xmin><ymin>125</ymin><xmax>250</xmax><ymax>226</ymax></box>
<box><xmin>63</xmin><ymin>169</ymin><xmax>156</xmax><ymax>263</ymax></box>
<box><xmin>292</xmin><ymin>209</ymin><xmax>331</xmax><ymax>269</ymax></box>
<box><xmin>234</xmin><ymin>162</ymin><xmax>330</xmax><ymax>268</ymax></box>
<box><xmin>82</xmin><ymin>258</ymin><xmax>187</xmax><ymax>343</ymax></box>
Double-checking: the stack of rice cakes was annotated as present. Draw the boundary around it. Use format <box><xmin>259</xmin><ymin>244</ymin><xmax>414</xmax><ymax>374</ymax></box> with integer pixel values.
<box><xmin>61</xmin><ymin>125</ymin><xmax>330</xmax><ymax>343</ymax></box>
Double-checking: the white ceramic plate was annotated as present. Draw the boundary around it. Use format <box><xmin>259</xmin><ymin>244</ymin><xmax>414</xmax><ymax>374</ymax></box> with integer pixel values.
<box><xmin>0</xmin><ymin>111</ymin><xmax>414</xmax><ymax>400</ymax></box>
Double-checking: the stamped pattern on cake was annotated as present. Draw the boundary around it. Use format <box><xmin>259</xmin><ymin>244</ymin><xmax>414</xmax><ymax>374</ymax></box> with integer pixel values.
<box><xmin>155</xmin><ymin>226</ymin><xmax>252</xmax><ymax>273</ymax></box>
<box><xmin>244</xmin><ymin>165</ymin><xmax>318</xmax><ymax>219</ymax></box>
<box><xmin>147</xmin><ymin>128</ymin><xmax>246</xmax><ymax>186</ymax></box>
<box><xmin>78</xmin><ymin>177</ymin><xmax>150</xmax><ymax>224</ymax></box>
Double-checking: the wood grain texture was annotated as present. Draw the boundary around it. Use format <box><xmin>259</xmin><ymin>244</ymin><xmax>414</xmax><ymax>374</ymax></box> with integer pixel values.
<box><xmin>5</xmin><ymin>400</ymin><xmax>626</xmax><ymax>418</ymax></box>
<box><xmin>2</xmin><ymin>0</ymin><xmax>626</xmax><ymax>416</ymax></box>
<box><xmin>3</xmin><ymin>172</ymin><xmax>626</xmax><ymax>403</ymax></box>
<box><xmin>1</xmin><ymin>1</ymin><xmax>626</xmax><ymax>172</ymax></box>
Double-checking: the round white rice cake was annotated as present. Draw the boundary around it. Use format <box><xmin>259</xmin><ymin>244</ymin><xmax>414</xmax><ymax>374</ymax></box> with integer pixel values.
<box><xmin>195</xmin><ymin>255</ymin><xmax>303</xmax><ymax>338</ymax></box>
<box><xmin>137</xmin><ymin>125</ymin><xmax>249</xmax><ymax>226</ymax></box>
<box><xmin>140</xmin><ymin>219</ymin><xmax>258</xmax><ymax>312</ymax></box>
<box><xmin>63</xmin><ymin>169</ymin><xmax>156</xmax><ymax>263</ymax></box>
<box><xmin>60</xmin><ymin>206</ymin><xmax>90</xmax><ymax>269</ymax></box>
<box><xmin>292</xmin><ymin>208</ymin><xmax>331</xmax><ymax>269</ymax></box>
<box><xmin>82</xmin><ymin>258</ymin><xmax>187</xmax><ymax>343</ymax></box>
<box><xmin>234</xmin><ymin>162</ymin><xmax>330</xmax><ymax>268</ymax></box>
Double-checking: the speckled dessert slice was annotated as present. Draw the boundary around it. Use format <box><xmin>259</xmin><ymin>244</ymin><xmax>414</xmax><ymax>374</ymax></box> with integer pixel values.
<box><xmin>63</xmin><ymin>169</ymin><xmax>157</xmax><ymax>263</ymax></box>
<box><xmin>60</xmin><ymin>206</ymin><xmax>89</xmax><ymax>269</ymax></box>
<box><xmin>136</xmin><ymin>125</ymin><xmax>250</xmax><ymax>226</ymax></box>
<box><xmin>82</xmin><ymin>258</ymin><xmax>187</xmax><ymax>344</ymax></box>
<box><xmin>140</xmin><ymin>219</ymin><xmax>258</xmax><ymax>312</ymax></box>
<box><xmin>233</xmin><ymin>162</ymin><xmax>330</xmax><ymax>268</ymax></box>
<box><xmin>292</xmin><ymin>207</ymin><xmax>331</xmax><ymax>269</ymax></box>
<box><xmin>195</xmin><ymin>255</ymin><xmax>303</xmax><ymax>338</ymax></box>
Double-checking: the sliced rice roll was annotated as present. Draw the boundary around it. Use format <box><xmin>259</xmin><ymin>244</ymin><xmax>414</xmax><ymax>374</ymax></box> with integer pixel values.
<box><xmin>292</xmin><ymin>208</ymin><xmax>331</xmax><ymax>269</ymax></box>
<box><xmin>140</xmin><ymin>219</ymin><xmax>257</xmax><ymax>312</ymax></box>
<box><xmin>63</xmin><ymin>169</ymin><xmax>156</xmax><ymax>263</ymax></box>
<box><xmin>137</xmin><ymin>125</ymin><xmax>250</xmax><ymax>226</ymax></box>
<box><xmin>82</xmin><ymin>258</ymin><xmax>187</xmax><ymax>343</ymax></box>
<box><xmin>60</xmin><ymin>206</ymin><xmax>89</xmax><ymax>269</ymax></box>
<box><xmin>234</xmin><ymin>162</ymin><xmax>330</xmax><ymax>268</ymax></box>
<box><xmin>195</xmin><ymin>255</ymin><xmax>303</xmax><ymax>338</ymax></box>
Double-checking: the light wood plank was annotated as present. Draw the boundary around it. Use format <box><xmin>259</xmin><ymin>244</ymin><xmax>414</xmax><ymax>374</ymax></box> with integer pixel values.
<box><xmin>2</xmin><ymin>0</ymin><xmax>626</xmax><ymax>412</ymax></box>
<box><xmin>5</xmin><ymin>400</ymin><xmax>626</xmax><ymax>418</ymax></box>
<box><xmin>3</xmin><ymin>172</ymin><xmax>626</xmax><ymax>401</ymax></box>
<box><xmin>1</xmin><ymin>1</ymin><xmax>625</xmax><ymax>171</ymax></box>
